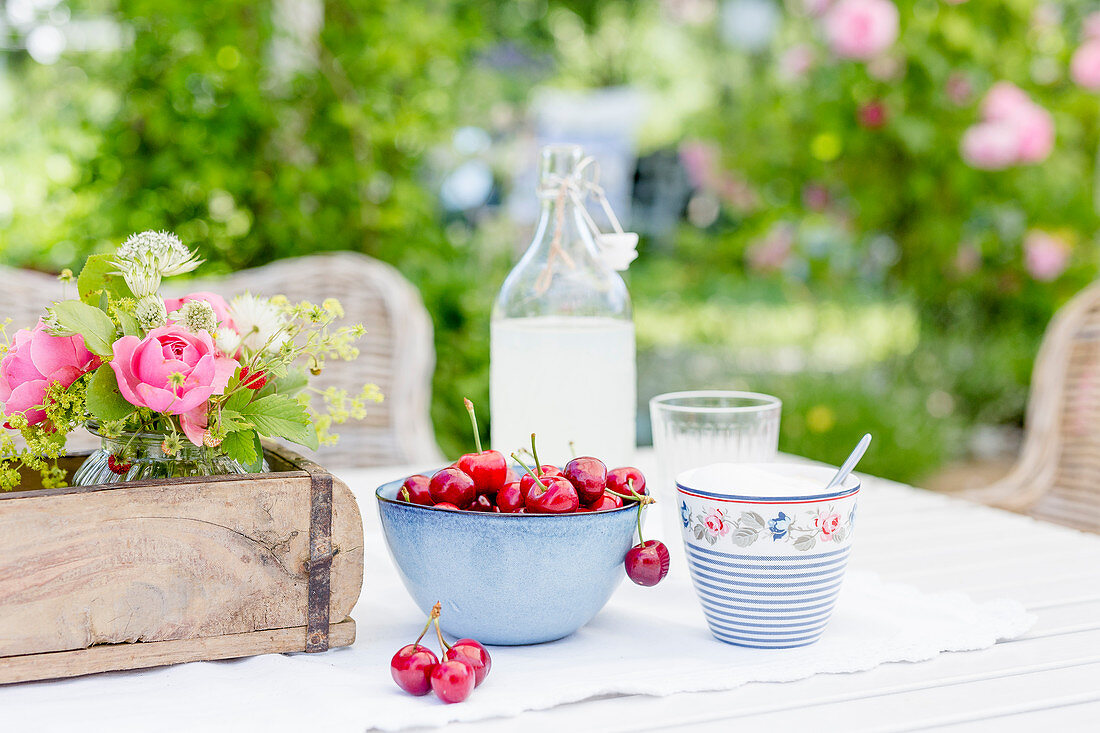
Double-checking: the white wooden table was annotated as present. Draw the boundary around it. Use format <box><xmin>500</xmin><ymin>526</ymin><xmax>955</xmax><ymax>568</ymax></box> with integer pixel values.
<box><xmin>339</xmin><ymin>451</ymin><xmax>1100</xmax><ymax>732</ymax></box>
<box><xmin>5</xmin><ymin>452</ymin><xmax>1100</xmax><ymax>732</ymax></box>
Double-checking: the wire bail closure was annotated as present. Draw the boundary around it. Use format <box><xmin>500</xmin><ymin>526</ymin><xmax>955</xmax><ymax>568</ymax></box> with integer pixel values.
<box><xmin>541</xmin><ymin>156</ymin><xmax>639</xmax><ymax>281</ymax></box>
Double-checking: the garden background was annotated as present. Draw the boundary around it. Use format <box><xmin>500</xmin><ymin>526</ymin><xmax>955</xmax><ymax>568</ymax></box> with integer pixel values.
<box><xmin>3</xmin><ymin>0</ymin><xmax>1100</xmax><ymax>484</ymax></box>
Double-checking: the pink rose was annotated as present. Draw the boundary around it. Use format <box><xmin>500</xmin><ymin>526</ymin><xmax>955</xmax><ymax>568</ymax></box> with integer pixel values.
<box><xmin>1085</xmin><ymin>12</ymin><xmax>1100</xmax><ymax>42</ymax></box>
<box><xmin>746</xmin><ymin>224</ymin><xmax>795</xmax><ymax>272</ymax></box>
<box><xmin>779</xmin><ymin>44</ymin><xmax>815</xmax><ymax>80</ymax></box>
<box><xmin>980</xmin><ymin>82</ymin><xmax>1033</xmax><ymax>122</ymax></box>
<box><xmin>823</xmin><ymin>0</ymin><xmax>900</xmax><ymax>61</ymax></box>
<box><xmin>109</xmin><ymin>325</ymin><xmax>237</xmax><ymax>445</ymax></box>
<box><xmin>0</xmin><ymin>321</ymin><xmax>99</xmax><ymax>427</ymax></box>
<box><xmin>815</xmin><ymin>512</ymin><xmax>842</xmax><ymax>538</ymax></box>
<box><xmin>1024</xmin><ymin>230</ymin><xmax>1071</xmax><ymax>282</ymax></box>
<box><xmin>1071</xmin><ymin>41</ymin><xmax>1100</xmax><ymax>91</ymax></box>
<box><xmin>962</xmin><ymin>84</ymin><xmax>1055</xmax><ymax>169</ymax></box>
<box><xmin>1013</xmin><ymin>103</ymin><xmax>1055</xmax><ymax>163</ymax></box>
<box><xmin>703</xmin><ymin>511</ymin><xmax>731</xmax><ymax>536</ymax></box>
<box><xmin>164</xmin><ymin>292</ymin><xmax>234</xmax><ymax>330</ymax></box>
<box><xmin>960</xmin><ymin>122</ymin><xmax>1019</xmax><ymax>170</ymax></box>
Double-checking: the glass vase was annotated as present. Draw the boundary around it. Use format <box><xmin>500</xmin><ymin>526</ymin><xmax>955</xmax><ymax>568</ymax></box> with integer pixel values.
<box><xmin>71</xmin><ymin>424</ymin><xmax>265</xmax><ymax>486</ymax></box>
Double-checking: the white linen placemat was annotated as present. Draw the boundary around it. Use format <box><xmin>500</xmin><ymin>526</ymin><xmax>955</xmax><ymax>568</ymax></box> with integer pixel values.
<box><xmin>1</xmin><ymin>525</ymin><xmax>1033</xmax><ymax>733</ymax></box>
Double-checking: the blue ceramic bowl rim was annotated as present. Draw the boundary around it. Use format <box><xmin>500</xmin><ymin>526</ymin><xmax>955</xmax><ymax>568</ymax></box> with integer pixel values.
<box><xmin>676</xmin><ymin>462</ymin><xmax>861</xmax><ymax>504</ymax></box>
<box><xmin>375</xmin><ymin>473</ymin><xmax>641</xmax><ymax>518</ymax></box>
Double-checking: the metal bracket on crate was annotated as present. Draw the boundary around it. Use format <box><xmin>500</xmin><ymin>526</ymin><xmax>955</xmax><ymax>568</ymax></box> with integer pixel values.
<box><xmin>305</xmin><ymin>466</ymin><xmax>334</xmax><ymax>653</ymax></box>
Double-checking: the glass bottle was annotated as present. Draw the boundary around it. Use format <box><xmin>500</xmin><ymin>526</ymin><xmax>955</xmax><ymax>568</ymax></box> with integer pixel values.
<box><xmin>490</xmin><ymin>144</ymin><xmax>636</xmax><ymax>466</ymax></box>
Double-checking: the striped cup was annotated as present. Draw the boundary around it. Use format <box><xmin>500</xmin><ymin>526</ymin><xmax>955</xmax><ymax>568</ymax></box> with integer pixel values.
<box><xmin>676</xmin><ymin>462</ymin><xmax>859</xmax><ymax>649</ymax></box>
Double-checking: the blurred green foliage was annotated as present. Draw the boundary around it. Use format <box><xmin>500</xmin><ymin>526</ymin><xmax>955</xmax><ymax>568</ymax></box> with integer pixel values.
<box><xmin>4</xmin><ymin>0</ymin><xmax>1100</xmax><ymax>479</ymax></box>
<box><xmin>1</xmin><ymin>0</ymin><xmax>509</xmax><ymax>456</ymax></box>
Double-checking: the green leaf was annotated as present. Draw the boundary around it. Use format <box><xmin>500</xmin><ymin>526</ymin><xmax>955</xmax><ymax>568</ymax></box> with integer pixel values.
<box><xmin>117</xmin><ymin>310</ymin><xmax>142</xmax><ymax>338</ymax></box>
<box><xmin>219</xmin><ymin>408</ymin><xmax>250</xmax><ymax>433</ymax></box>
<box><xmin>259</xmin><ymin>367</ymin><xmax>308</xmax><ymax>399</ymax></box>
<box><xmin>224</xmin><ymin>388</ymin><xmax>251</xmax><ymax>414</ymax></box>
<box><xmin>78</xmin><ymin>254</ymin><xmax>134</xmax><ymax>305</ymax></box>
<box><xmin>86</xmin><ymin>365</ymin><xmax>135</xmax><ymax>422</ymax></box>
<box><xmin>239</xmin><ymin>393</ymin><xmax>319</xmax><ymax>450</ymax></box>
<box><xmin>221</xmin><ymin>429</ymin><xmax>264</xmax><ymax>472</ymax></box>
<box><xmin>49</xmin><ymin>301</ymin><xmax>118</xmax><ymax>356</ymax></box>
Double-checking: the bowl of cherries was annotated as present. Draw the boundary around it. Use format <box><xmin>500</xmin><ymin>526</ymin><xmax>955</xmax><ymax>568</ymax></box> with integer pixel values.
<box><xmin>376</xmin><ymin>400</ymin><xmax>668</xmax><ymax>645</ymax></box>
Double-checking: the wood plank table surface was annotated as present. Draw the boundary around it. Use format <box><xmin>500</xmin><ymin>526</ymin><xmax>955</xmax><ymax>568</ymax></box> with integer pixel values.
<box><xmin>340</xmin><ymin>450</ymin><xmax>1100</xmax><ymax>732</ymax></box>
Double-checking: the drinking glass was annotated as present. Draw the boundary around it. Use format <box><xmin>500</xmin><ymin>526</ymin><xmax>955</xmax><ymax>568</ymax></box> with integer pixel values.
<box><xmin>648</xmin><ymin>391</ymin><xmax>781</xmax><ymax>535</ymax></box>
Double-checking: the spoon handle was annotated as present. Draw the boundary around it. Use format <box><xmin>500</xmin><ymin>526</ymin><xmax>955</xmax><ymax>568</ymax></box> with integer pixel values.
<box><xmin>825</xmin><ymin>433</ymin><xmax>872</xmax><ymax>491</ymax></box>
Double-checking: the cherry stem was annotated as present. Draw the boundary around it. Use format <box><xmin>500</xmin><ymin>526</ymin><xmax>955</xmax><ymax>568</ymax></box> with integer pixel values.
<box><xmin>464</xmin><ymin>398</ymin><xmax>483</xmax><ymax>454</ymax></box>
<box><xmin>629</xmin><ymin>479</ymin><xmax>646</xmax><ymax>544</ymax></box>
<box><xmin>569</xmin><ymin>441</ymin><xmax>577</xmax><ymax>459</ymax></box>
<box><xmin>414</xmin><ymin>601</ymin><xmax>442</xmax><ymax>646</ymax></box>
<box><xmin>434</xmin><ymin>617</ymin><xmax>452</xmax><ymax>653</ymax></box>
<box><xmin>530</xmin><ymin>433</ymin><xmax>541</xmax><ymax>473</ymax></box>
<box><xmin>511</xmin><ymin>453</ymin><xmax>547</xmax><ymax>491</ymax></box>
<box><xmin>399</xmin><ymin>487</ymin><xmax>410</xmax><ymax>502</ymax></box>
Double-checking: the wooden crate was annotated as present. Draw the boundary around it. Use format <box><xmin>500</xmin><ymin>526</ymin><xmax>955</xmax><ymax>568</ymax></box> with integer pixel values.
<box><xmin>0</xmin><ymin>446</ymin><xmax>364</xmax><ymax>684</ymax></box>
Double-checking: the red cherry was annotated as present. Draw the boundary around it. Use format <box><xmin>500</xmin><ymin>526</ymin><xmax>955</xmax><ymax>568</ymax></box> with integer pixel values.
<box><xmin>390</xmin><ymin>643</ymin><xmax>438</xmax><ymax>696</ymax></box>
<box><xmin>433</xmin><ymin>502</ymin><xmax>461</xmax><ymax>511</ymax></box>
<box><xmin>607</xmin><ymin>467</ymin><xmax>647</xmax><ymax>497</ymax></box>
<box><xmin>457</xmin><ymin>450</ymin><xmax>508</xmax><ymax>496</ymax></box>
<box><xmin>564</xmin><ymin>456</ymin><xmax>608</xmax><ymax>505</ymax></box>
<box><xmin>496</xmin><ymin>481</ymin><xmax>525</xmax><ymax>513</ymax></box>
<box><xmin>588</xmin><ymin>491</ymin><xmax>624</xmax><ymax>511</ymax></box>
<box><xmin>430</xmin><ymin>659</ymin><xmax>476</xmax><ymax>703</ymax></box>
<box><xmin>445</xmin><ymin>639</ymin><xmax>491</xmax><ymax>687</ymax></box>
<box><xmin>457</xmin><ymin>397</ymin><xmax>508</xmax><ymax>495</ymax></box>
<box><xmin>468</xmin><ymin>494</ymin><xmax>495</xmax><ymax>512</ymax></box>
<box><xmin>429</xmin><ymin>467</ymin><xmax>477</xmax><ymax>508</ymax></box>
<box><xmin>519</xmin><ymin>466</ymin><xmax>563</xmax><ymax>499</ymax></box>
<box><xmin>625</xmin><ymin>540</ymin><xmax>670</xmax><ymax>586</ymax></box>
<box><xmin>399</xmin><ymin>475</ymin><xmax>433</xmax><ymax>505</ymax></box>
<box><xmin>525</xmin><ymin>475</ymin><xmax>580</xmax><ymax>514</ymax></box>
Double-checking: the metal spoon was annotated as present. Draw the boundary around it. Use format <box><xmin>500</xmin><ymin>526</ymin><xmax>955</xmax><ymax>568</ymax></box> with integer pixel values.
<box><xmin>824</xmin><ymin>433</ymin><xmax>872</xmax><ymax>492</ymax></box>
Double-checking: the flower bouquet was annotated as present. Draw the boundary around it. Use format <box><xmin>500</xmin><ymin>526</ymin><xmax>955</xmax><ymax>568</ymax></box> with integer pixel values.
<box><xmin>0</xmin><ymin>230</ymin><xmax>380</xmax><ymax>489</ymax></box>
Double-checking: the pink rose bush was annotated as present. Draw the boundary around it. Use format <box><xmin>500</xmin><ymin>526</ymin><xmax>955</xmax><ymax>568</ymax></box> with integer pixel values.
<box><xmin>822</xmin><ymin>0</ymin><xmax>899</xmax><ymax>61</ymax></box>
<box><xmin>1071</xmin><ymin>16</ymin><xmax>1100</xmax><ymax>92</ymax></box>
<box><xmin>960</xmin><ymin>82</ymin><xmax>1054</xmax><ymax>170</ymax></box>
<box><xmin>1024</xmin><ymin>230</ymin><xmax>1071</xmax><ymax>282</ymax></box>
<box><xmin>0</xmin><ymin>322</ymin><xmax>99</xmax><ymax>427</ymax></box>
<box><xmin>0</xmin><ymin>230</ymin><xmax>376</xmax><ymax>490</ymax></box>
<box><xmin>1071</xmin><ymin>42</ymin><xmax>1100</xmax><ymax>90</ymax></box>
<box><xmin>109</xmin><ymin>325</ymin><xmax>237</xmax><ymax>445</ymax></box>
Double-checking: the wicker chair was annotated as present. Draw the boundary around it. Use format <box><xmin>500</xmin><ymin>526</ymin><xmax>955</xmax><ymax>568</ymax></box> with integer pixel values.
<box><xmin>964</xmin><ymin>280</ymin><xmax>1100</xmax><ymax>533</ymax></box>
<box><xmin>0</xmin><ymin>252</ymin><xmax>442</xmax><ymax>468</ymax></box>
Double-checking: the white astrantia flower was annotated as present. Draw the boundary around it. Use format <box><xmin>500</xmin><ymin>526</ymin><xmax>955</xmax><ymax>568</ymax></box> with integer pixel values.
<box><xmin>113</xmin><ymin>230</ymin><xmax>203</xmax><ymax>297</ymax></box>
<box><xmin>170</xmin><ymin>299</ymin><xmax>217</xmax><ymax>334</ymax></box>
<box><xmin>135</xmin><ymin>294</ymin><xmax>168</xmax><ymax>330</ymax></box>
<box><xmin>220</xmin><ymin>293</ymin><xmax>289</xmax><ymax>354</ymax></box>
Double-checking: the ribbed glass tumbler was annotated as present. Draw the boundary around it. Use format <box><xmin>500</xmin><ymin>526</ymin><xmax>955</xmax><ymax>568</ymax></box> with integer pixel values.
<box><xmin>648</xmin><ymin>391</ymin><xmax>782</xmax><ymax>536</ymax></box>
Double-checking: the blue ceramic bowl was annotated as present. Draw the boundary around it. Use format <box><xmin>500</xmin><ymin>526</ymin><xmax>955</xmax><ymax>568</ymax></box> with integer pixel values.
<box><xmin>376</xmin><ymin>474</ymin><xmax>640</xmax><ymax>645</ymax></box>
